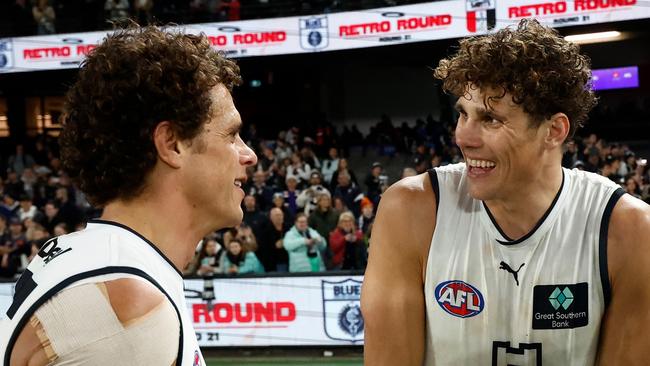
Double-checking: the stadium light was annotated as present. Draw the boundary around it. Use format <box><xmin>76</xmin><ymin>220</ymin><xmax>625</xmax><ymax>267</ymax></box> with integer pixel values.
<box><xmin>564</xmin><ymin>31</ymin><xmax>622</xmax><ymax>44</ymax></box>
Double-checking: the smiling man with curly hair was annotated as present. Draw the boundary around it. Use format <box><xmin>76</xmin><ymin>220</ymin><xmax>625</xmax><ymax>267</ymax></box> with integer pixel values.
<box><xmin>362</xmin><ymin>19</ymin><xmax>650</xmax><ymax>365</ymax></box>
<box><xmin>2</xmin><ymin>26</ymin><xmax>257</xmax><ymax>365</ymax></box>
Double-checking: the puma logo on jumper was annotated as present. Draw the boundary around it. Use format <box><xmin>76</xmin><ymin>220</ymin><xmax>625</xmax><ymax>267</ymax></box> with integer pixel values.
<box><xmin>499</xmin><ymin>261</ymin><xmax>525</xmax><ymax>286</ymax></box>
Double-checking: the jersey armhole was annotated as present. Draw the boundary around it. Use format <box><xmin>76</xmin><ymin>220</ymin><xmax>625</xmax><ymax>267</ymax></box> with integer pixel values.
<box><xmin>427</xmin><ymin>169</ymin><xmax>440</xmax><ymax>214</ymax></box>
<box><xmin>599</xmin><ymin>188</ymin><xmax>625</xmax><ymax>308</ymax></box>
<box><xmin>4</xmin><ymin>267</ymin><xmax>184</xmax><ymax>366</ymax></box>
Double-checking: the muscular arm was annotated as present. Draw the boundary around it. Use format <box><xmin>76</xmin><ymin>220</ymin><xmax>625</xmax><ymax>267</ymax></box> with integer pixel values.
<box><xmin>361</xmin><ymin>174</ymin><xmax>436</xmax><ymax>366</ymax></box>
<box><xmin>10</xmin><ymin>278</ymin><xmax>178</xmax><ymax>366</ymax></box>
<box><xmin>597</xmin><ymin>195</ymin><xmax>650</xmax><ymax>364</ymax></box>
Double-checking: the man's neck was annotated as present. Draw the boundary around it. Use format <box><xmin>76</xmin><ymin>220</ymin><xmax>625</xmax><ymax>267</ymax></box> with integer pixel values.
<box><xmin>483</xmin><ymin>163</ymin><xmax>563</xmax><ymax>241</ymax></box>
<box><xmin>100</xmin><ymin>194</ymin><xmax>207</xmax><ymax>272</ymax></box>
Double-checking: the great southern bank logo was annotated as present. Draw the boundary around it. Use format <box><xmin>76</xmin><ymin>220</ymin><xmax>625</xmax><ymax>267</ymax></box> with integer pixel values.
<box><xmin>549</xmin><ymin>286</ymin><xmax>574</xmax><ymax>310</ymax></box>
<box><xmin>435</xmin><ymin>280</ymin><xmax>484</xmax><ymax>318</ymax></box>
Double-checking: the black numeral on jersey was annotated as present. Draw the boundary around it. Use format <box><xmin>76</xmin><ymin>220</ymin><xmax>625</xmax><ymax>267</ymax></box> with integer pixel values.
<box><xmin>6</xmin><ymin>269</ymin><xmax>37</xmax><ymax>320</ymax></box>
<box><xmin>492</xmin><ymin>341</ymin><xmax>542</xmax><ymax>366</ymax></box>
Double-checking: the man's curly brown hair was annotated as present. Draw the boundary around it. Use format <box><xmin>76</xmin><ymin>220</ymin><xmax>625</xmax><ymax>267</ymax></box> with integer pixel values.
<box><xmin>59</xmin><ymin>26</ymin><xmax>242</xmax><ymax>207</ymax></box>
<box><xmin>434</xmin><ymin>19</ymin><xmax>596</xmax><ymax>138</ymax></box>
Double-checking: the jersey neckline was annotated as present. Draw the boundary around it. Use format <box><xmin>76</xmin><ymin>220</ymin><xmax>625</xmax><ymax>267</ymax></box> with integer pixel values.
<box><xmin>480</xmin><ymin>169</ymin><xmax>567</xmax><ymax>246</ymax></box>
<box><xmin>86</xmin><ymin>219</ymin><xmax>184</xmax><ymax>277</ymax></box>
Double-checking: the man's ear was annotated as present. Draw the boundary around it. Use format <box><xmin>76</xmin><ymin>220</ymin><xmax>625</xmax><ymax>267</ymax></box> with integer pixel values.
<box><xmin>152</xmin><ymin>121</ymin><xmax>182</xmax><ymax>169</ymax></box>
<box><xmin>545</xmin><ymin>113</ymin><xmax>570</xmax><ymax>149</ymax></box>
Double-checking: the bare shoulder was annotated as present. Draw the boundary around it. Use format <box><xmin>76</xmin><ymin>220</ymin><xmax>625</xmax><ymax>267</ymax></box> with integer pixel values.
<box><xmin>607</xmin><ymin>194</ymin><xmax>650</xmax><ymax>284</ymax></box>
<box><xmin>103</xmin><ymin>277</ymin><xmax>168</xmax><ymax>323</ymax></box>
<box><xmin>380</xmin><ymin>172</ymin><xmax>437</xmax><ymax>227</ymax></box>
<box><xmin>597</xmin><ymin>194</ymin><xmax>650</xmax><ymax>363</ymax></box>
<box><xmin>377</xmin><ymin>173</ymin><xmax>437</xmax><ymax>262</ymax></box>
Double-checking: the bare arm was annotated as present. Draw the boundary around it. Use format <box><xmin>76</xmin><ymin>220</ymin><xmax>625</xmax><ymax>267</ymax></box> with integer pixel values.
<box><xmin>361</xmin><ymin>174</ymin><xmax>436</xmax><ymax>366</ymax></box>
<box><xmin>597</xmin><ymin>194</ymin><xmax>650</xmax><ymax>364</ymax></box>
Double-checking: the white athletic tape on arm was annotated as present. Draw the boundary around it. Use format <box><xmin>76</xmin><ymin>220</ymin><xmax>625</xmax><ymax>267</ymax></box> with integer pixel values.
<box><xmin>33</xmin><ymin>282</ymin><xmax>179</xmax><ymax>365</ymax></box>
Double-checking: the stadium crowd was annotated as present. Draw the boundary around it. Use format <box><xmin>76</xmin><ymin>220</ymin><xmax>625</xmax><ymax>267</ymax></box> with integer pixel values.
<box><xmin>1</xmin><ymin>114</ymin><xmax>648</xmax><ymax>280</ymax></box>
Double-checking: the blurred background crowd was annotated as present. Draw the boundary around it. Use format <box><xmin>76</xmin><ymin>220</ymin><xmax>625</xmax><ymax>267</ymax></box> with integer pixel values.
<box><xmin>1</xmin><ymin>115</ymin><xmax>648</xmax><ymax>279</ymax></box>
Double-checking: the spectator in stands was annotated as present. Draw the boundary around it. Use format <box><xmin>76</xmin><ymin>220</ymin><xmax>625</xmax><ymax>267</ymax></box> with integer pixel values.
<box><xmin>430</xmin><ymin>153</ymin><xmax>443</xmax><ymax>168</ymax></box>
<box><xmin>105</xmin><ymin>0</ymin><xmax>130</xmax><ymax>25</ymax></box>
<box><xmin>308</xmin><ymin>193</ymin><xmax>339</xmax><ymax>269</ymax></box>
<box><xmin>358</xmin><ymin>197</ymin><xmax>375</xmax><ymax>235</ymax></box>
<box><xmin>247</xmin><ymin>170</ymin><xmax>274</xmax><ymax>211</ymax></box>
<box><xmin>32</xmin><ymin>138</ymin><xmax>50</xmax><ymax>168</ymax></box>
<box><xmin>267</xmin><ymin>163</ymin><xmax>288</xmax><ymax>192</ymax></box>
<box><xmin>0</xmin><ymin>194</ymin><xmax>20</xmax><ymax>220</ymax></box>
<box><xmin>4</xmin><ymin>171</ymin><xmax>25</xmax><ymax>199</ymax></box>
<box><xmin>321</xmin><ymin>147</ymin><xmax>340</xmax><ymax>184</ymax></box>
<box><xmin>601</xmin><ymin>155</ymin><xmax>622</xmax><ymax>183</ymax></box>
<box><xmin>235</xmin><ymin>223</ymin><xmax>258</xmax><ymax>253</ymax></box>
<box><xmin>24</xmin><ymin>218</ymin><xmax>48</xmax><ymax>242</ymax></box>
<box><xmin>329</xmin><ymin>158</ymin><xmax>358</xmax><ymax>190</ymax></box>
<box><xmin>32</xmin><ymin>0</ymin><xmax>56</xmax><ymax>34</ymax></box>
<box><xmin>0</xmin><ymin>217</ymin><xmax>28</xmax><ymax>278</ymax></box>
<box><xmin>222</xmin><ymin>238</ymin><xmax>265</xmax><ymax>274</ymax></box>
<box><xmin>17</xmin><ymin>194</ymin><xmax>42</xmax><ymax>222</ymax></box>
<box><xmin>625</xmin><ymin>176</ymin><xmax>642</xmax><ymax>199</ymax></box>
<box><xmin>308</xmin><ymin>193</ymin><xmax>339</xmax><ymax>244</ymax></box>
<box><xmin>364</xmin><ymin>162</ymin><xmax>384</xmax><ymax>205</ymax></box>
<box><xmin>53</xmin><ymin>222</ymin><xmax>69</xmax><ymax>236</ymax></box>
<box><xmin>55</xmin><ymin>186</ymin><xmax>82</xmax><ymax>230</ymax></box>
<box><xmin>242</xmin><ymin>195</ymin><xmax>267</xmax><ymax>237</ymax></box>
<box><xmin>282</xmin><ymin>175</ymin><xmax>301</xmax><ymax>217</ymax></box>
<box><xmin>193</xmin><ymin>238</ymin><xmax>225</xmax><ymax>276</ymax></box>
<box><xmin>621</xmin><ymin>151</ymin><xmax>637</xmax><ymax>177</ymax></box>
<box><xmin>257</xmin><ymin>207</ymin><xmax>290</xmax><ymax>272</ymax></box>
<box><xmin>275</xmin><ymin>138</ymin><xmax>293</xmax><ymax>161</ymax></box>
<box><xmin>284</xmin><ymin>213</ymin><xmax>326</xmax><ymax>272</ymax></box>
<box><xmin>300</xmin><ymin>146</ymin><xmax>321</xmax><ymax>171</ymax></box>
<box><xmin>285</xmin><ymin>126</ymin><xmax>300</xmax><ymax>146</ymax></box>
<box><xmin>40</xmin><ymin>200</ymin><xmax>63</xmax><ymax>235</ymax></box>
<box><xmin>7</xmin><ymin>144</ymin><xmax>35</xmax><ymax>176</ymax></box>
<box><xmin>0</xmin><ymin>215</ymin><xmax>8</xmax><ymax>249</ymax></box>
<box><xmin>297</xmin><ymin>171</ymin><xmax>330</xmax><ymax>215</ymax></box>
<box><xmin>271</xmin><ymin>192</ymin><xmax>294</xmax><ymax>224</ymax></box>
<box><xmin>20</xmin><ymin>168</ymin><xmax>37</xmax><ymax>199</ymax></box>
<box><xmin>333</xmin><ymin>196</ymin><xmax>348</xmax><ymax>213</ymax></box>
<box><xmin>334</xmin><ymin>171</ymin><xmax>363</xmax><ymax>217</ymax></box>
<box><xmin>329</xmin><ymin>211</ymin><xmax>366</xmax><ymax>270</ymax></box>
<box><xmin>413</xmin><ymin>155</ymin><xmax>428</xmax><ymax>174</ymax></box>
<box><xmin>258</xmin><ymin>145</ymin><xmax>277</xmax><ymax>174</ymax></box>
<box><xmin>287</xmin><ymin>152</ymin><xmax>311</xmax><ymax>186</ymax></box>
<box><xmin>584</xmin><ymin>150</ymin><xmax>600</xmax><ymax>173</ymax></box>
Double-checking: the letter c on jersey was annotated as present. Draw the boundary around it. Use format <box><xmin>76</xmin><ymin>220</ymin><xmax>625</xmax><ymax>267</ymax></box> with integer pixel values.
<box><xmin>435</xmin><ymin>280</ymin><xmax>485</xmax><ymax>318</ymax></box>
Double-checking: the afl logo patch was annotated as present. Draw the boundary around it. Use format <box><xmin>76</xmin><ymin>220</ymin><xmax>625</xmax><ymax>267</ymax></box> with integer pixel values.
<box><xmin>435</xmin><ymin>280</ymin><xmax>484</xmax><ymax>318</ymax></box>
<box><xmin>193</xmin><ymin>350</ymin><xmax>201</xmax><ymax>366</ymax></box>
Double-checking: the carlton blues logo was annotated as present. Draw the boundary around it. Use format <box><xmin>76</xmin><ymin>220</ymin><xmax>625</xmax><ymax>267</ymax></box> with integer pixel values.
<box><xmin>299</xmin><ymin>17</ymin><xmax>329</xmax><ymax>50</ymax></box>
<box><xmin>435</xmin><ymin>280</ymin><xmax>484</xmax><ymax>318</ymax></box>
<box><xmin>0</xmin><ymin>39</ymin><xmax>14</xmax><ymax>70</ymax></box>
<box><xmin>322</xmin><ymin>279</ymin><xmax>364</xmax><ymax>342</ymax></box>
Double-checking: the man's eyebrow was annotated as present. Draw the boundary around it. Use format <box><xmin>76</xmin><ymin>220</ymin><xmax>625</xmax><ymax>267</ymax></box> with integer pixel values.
<box><xmin>225</xmin><ymin>120</ymin><xmax>242</xmax><ymax>134</ymax></box>
<box><xmin>457</xmin><ymin>102</ymin><xmax>507</xmax><ymax>121</ymax></box>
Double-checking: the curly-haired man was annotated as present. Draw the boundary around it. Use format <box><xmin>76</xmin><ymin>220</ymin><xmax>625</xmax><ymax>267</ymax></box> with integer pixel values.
<box><xmin>2</xmin><ymin>26</ymin><xmax>257</xmax><ymax>365</ymax></box>
<box><xmin>362</xmin><ymin>19</ymin><xmax>650</xmax><ymax>365</ymax></box>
